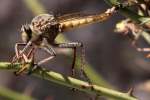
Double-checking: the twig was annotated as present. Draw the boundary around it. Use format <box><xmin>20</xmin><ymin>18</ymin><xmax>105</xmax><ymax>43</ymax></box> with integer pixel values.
<box><xmin>0</xmin><ymin>86</ymin><xmax>34</xmax><ymax>100</ymax></box>
<box><xmin>0</xmin><ymin>62</ymin><xmax>137</xmax><ymax>100</ymax></box>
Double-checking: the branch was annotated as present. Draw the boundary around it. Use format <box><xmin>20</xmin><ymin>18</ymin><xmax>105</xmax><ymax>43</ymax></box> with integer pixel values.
<box><xmin>0</xmin><ymin>86</ymin><xmax>34</xmax><ymax>100</ymax></box>
<box><xmin>0</xmin><ymin>62</ymin><xmax>137</xmax><ymax>100</ymax></box>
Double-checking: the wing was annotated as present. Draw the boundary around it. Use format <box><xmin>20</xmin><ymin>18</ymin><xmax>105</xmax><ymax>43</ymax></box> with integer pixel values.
<box><xmin>57</xmin><ymin>12</ymin><xmax>96</xmax><ymax>23</ymax></box>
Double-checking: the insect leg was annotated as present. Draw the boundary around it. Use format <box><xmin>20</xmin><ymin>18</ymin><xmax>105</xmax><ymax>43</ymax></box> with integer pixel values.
<box><xmin>26</xmin><ymin>47</ymin><xmax>35</xmax><ymax>59</ymax></box>
<box><xmin>26</xmin><ymin>48</ymin><xmax>38</xmax><ymax>75</ymax></box>
<box><xmin>14</xmin><ymin>55</ymin><xmax>28</xmax><ymax>75</ymax></box>
<box><xmin>12</xmin><ymin>43</ymin><xmax>27</xmax><ymax>63</ymax></box>
<box><xmin>53</xmin><ymin>42</ymin><xmax>84</xmax><ymax>77</ymax></box>
<box><xmin>14</xmin><ymin>48</ymin><xmax>35</xmax><ymax>75</ymax></box>
<box><xmin>12</xmin><ymin>41</ymin><xmax>32</xmax><ymax>63</ymax></box>
<box><xmin>37</xmin><ymin>45</ymin><xmax>56</xmax><ymax>66</ymax></box>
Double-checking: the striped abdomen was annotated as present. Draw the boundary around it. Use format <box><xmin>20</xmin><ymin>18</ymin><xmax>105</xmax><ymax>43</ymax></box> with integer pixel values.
<box><xmin>59</xmin><ymin>6</ymin><xmax>116</xmax><ymax>32</ymax></box>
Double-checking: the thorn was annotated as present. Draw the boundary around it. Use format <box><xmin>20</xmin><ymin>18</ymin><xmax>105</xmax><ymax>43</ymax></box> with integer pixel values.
<box><xmin>127</xmin><ymin>87</ymin><xmax>134</xmax><ymax>97</ymax></box>
<box><xmin>71</xmin><ymin>88</ymin><xmax>78</xmax><ymax>92</ymax></box>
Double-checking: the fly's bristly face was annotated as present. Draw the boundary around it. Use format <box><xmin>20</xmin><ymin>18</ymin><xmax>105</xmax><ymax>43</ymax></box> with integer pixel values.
<box><xmin>21</xmin><ymin>24</ymin><xmax>32</xmax><ymax>43</ymax></box>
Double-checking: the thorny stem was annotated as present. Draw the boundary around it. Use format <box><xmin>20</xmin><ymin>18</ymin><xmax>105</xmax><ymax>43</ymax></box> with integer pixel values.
<box><xmin>0</xmin><ymin>62</ymin><xmax>137</xmax><ymax>100</ymax></box>
<box><xmin>104</xmin><ymin>0</ymin><xmax>150</xmax><ymax>44</ymax></box>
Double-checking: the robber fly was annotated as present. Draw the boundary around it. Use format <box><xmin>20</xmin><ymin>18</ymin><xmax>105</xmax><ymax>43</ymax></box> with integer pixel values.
<box><xmin>12</xmin><ymin>5</ymin><xmax>121</xmax><ymax>75</ymax></box>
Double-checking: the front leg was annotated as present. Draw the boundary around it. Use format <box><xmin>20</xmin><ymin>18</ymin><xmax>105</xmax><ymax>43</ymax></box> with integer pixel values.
<box><xmin>37</xmin><ymin>45</ymin><xmax>56</xmax><ymax>66</ymax></box>
<box><xmin>14</xmin><ymin>48</ymin><xmax>35</xmax><ymax>75</ymax></box>
<box><xmin>18</xmin><ymin>44</ymin><xmax>57</xmax><ymax>75</ymax></box>
<box><xmin>12</xmin><ymin>41</ymin><xmax>32</xmax><ymax>63</ymax></box>
<box><xmin>12</xmin><ymin>43</ymin><xmax>27</xmax><ymax>63</ymax></box>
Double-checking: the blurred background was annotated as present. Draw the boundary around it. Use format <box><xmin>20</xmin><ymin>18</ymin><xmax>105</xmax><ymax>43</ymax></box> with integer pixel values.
<box><xmin>0</xmin><ymin>0</ymin><xmax>150</xmax><ymax>100</ymax></box>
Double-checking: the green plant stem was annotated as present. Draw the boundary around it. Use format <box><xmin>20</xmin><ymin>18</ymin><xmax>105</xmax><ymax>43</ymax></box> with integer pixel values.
<box><xmin>24</xmin><ymin>0</ymin><xmax>46</xmax><ymax>15</ymax></box>
<box><xmin>0</xmin><ymin>86</ymin><xmax>34</xmax><ymax>100</ymax></box>
<box><xmin>0</xmin><ymin>62</ymin><xmax>137</xmax><ymax>100</ymax></box>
